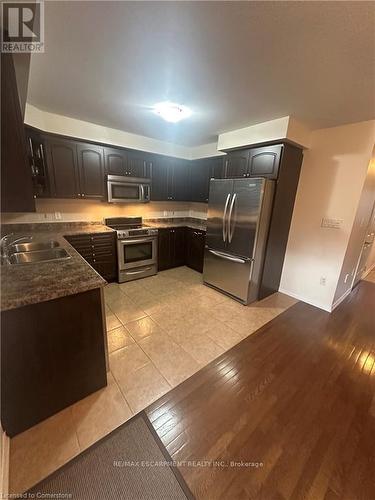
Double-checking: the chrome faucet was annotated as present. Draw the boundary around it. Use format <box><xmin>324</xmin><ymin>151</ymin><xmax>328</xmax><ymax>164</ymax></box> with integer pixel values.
<box><xmin>0</xmin><ymin>233</ymin><xmax>33</xmax><ymax>264</ymax></box>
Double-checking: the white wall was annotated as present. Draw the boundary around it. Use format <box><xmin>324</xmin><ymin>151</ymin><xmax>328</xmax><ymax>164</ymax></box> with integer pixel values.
<box><xmin>25</xmin><ymin>105</ymin><xmax>308</xmax><ymax>160</ymax></box>
<box><xmin>217</xmin><ymin>116</ymin><xmax>311</xmax><ymax>151</ymax></box>
<box><xmin>1</xmin><ymin>199</ymin><xmax>208</xmax><ymax>225</ymax></box>
<box><xmin>25</xmin><ymin>104</ymin><xmax>193</xmax><ymax>159</ymax></box>
<box><xmin>280</xmin><ymin>120</ymin><xmax>375</xmax><ymax>312</ymax></box>
<box><xmin>333</xmin><ymin>152</ymin><xmax>375</xmax><ymax>303</ymax></box>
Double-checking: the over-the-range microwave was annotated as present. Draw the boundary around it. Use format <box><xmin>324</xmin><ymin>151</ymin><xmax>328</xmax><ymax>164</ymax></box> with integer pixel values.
<box><xmin>107</xmin><ymin>175</ymin><xmax>151</xmax><ymax>203</ymax></box>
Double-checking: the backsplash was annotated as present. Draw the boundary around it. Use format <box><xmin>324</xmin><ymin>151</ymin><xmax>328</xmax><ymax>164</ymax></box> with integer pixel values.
<box><xmin>1</xmin><ymin>199</ymin><xmax>208</xmax><ymax>225</ymax></box>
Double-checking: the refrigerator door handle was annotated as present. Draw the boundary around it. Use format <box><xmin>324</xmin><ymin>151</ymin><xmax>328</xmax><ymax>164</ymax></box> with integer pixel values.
<box><xmin>228</xmin><ymin>193</ymin><xmax>237</xmax><ymax>243</ymax></box>
<box><xmin>208</xmin><ymin>249</ymin><xmax>250</xmax><ymax>264</ymax></box>
<box><xmin>222</xmin><ymin>193</ymin><xmax>231</xmax><ymax>242</ymax></box>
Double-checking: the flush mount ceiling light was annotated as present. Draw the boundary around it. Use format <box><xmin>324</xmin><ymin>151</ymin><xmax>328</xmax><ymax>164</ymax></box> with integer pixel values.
<box><xmin>153</xmin><ymin>101</ymin><xmax>192</xmax><ymax>123</ymax></box>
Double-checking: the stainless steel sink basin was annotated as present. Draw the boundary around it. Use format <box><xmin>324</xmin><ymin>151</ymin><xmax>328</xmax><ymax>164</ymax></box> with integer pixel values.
<box><xmin>8</xmin><ymin>247</ymin><xmax>71</xmax><ymax>265</ymax></box>
<box><xmin>8</xmin><ymin>240</ymin><xmax>59</xmax><ymax>254</ymax></box>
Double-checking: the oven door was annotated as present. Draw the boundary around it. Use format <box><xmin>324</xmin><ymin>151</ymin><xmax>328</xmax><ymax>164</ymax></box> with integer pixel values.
<box><xmin>118</xmin><ymin>236</ymin><xmax>157</xmax><ymax>270</ymax></box>
<box><xmin>107</xmin><ymin>180</ymin><xmax>150</xmax><ymax>203</ymax></box>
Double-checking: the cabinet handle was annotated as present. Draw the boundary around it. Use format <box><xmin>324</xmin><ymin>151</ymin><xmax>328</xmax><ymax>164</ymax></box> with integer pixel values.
<box><xmin>82</xmin><ymin>193</ymin><xmax>85</xmax><ymax>197</ymax></box>
<box><xmin>39</xmin><ymin>143</ymin><xmax>45</xmax><ymax>164</ymax></box>
<box><xmin>28</xmin><ymin>137</ymin><xmax>34</xmax><ymax>157</ymax></box>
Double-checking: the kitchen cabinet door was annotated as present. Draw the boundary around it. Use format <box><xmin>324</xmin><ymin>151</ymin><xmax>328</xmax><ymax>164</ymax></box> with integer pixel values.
<box><xmin>127</xmin><ymin>150</ymin><xmax>151</xmax><ymax>178</ymax></box>
<box><xmin>77</xmin><ymin>144</ymin><xmax>105</xmax><ymax>199</ymax></box>
<box><xmin>25</xmin><ymin>127</ymin><xmax>50</xmax><ymax>198</ymax></box>
<box><xmin>186</xmin><ymin>228</ymin><xmax>206</xmax><ymax>273</ymax></box>
<box><xmin>1</xmin><ymin>54</ymin><xmax>35</xmax><ymax>212</ymax></box>
<box><xmin>191</xmin><ymin>157</ymin><xmax>225</xmax><ymax>203</ymax></box>
<box><xmin>190</xmin><ymin>160</ymin><xmax>210</xmax><ymax>203</ymax></box>
<box><xmin>248</xmin><ymin>145</ymin><xmax>283</xmax><ymax>179</ymax></box>
<box><xmin>157</xmin><ymin>228</ymin><xmax>171</xmax><ymax>270</ymax></box>
<box><xmin>224</xmin><ymin>151</ymin><xmax>249</xmax><ymax>178</ymax></box>
<box><xmin>104</xmin><ymin>147</ymin><xmax>128</xmax><ymax>176</ymax></box>
<box><xmin>209</xmin><ymin>157</ymin><xmax>225</xmax><ymax>179</ymax></box>
<box><xmin>151</xmin><ymin>158</ymin><xmax>169</xmax><ymax>201</ymax></box>
<box><xmin>171</xmin><ymin>227</ymin><xmax>186</xmax><ymax>267</ymax></box>
<box><xmin>65</xmin><ymin>232</ymin><xmax>117</xmax><ymax>282</ymax></box>
<box><xmin>46</xmin><ymin>138</ymin><xmax>80</xmax><ymax>198</ymax></box>
<box><xmin>172</xmin><ymin>160</ymin><xmax>191</xmax><ymax>201</ymax></box>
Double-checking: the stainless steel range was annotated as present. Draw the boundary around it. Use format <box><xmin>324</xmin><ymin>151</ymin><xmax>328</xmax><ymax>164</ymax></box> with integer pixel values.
<box><xmin>104</xmin><ymin>217</ymin><xmax>158</xmax><ymax>283</ymax></box>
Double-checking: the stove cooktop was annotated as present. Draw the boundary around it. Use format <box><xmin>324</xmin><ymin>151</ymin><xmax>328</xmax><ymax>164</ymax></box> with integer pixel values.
<box><xmin>104</xmin><ymin>217</ymin><xmax>157</xmax><ymax>239</ymax></box>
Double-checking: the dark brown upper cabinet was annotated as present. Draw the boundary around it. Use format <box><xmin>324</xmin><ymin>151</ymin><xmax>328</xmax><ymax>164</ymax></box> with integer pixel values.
<box><xmin>1</xmin><ymin>54</ymin><xmax>35</xmax><ymax>212</ymax></box>
<box><xmin>127</xmin><ymin>150</ymin><xmax>152</xmax><ymax>178</ymax></box>
<box><xmin>151</xmin><ymin>157</ymin><xmax>190</xmax><ymax>201</ymax></box>
<box><xmin>151</xmin><ymin>157</ymin><xmax>169</xmax><ymax>201</ymax></box>
<box><xmin>104</xmin><ymin>147</ymin><xmax>151</xmax><ymax>178</ymax></box>
<box><xmin>25</xmin><ymin>126</ymin><xmax>50</xmax><ymax>199</ymax></box>
<box><xmin>224</xmin><ymin>145</ymin><xmax>283</xmax><ymax>180</ymax></box>
<box><xmin>190</xmin><ymin>160</ymin><xmax>210</xmax><ymax>203</ymax></box>
<box><xmin>248</xmin><ymin>145</ymin><xmax>283</xmax><ymax>179</ymax></box>
<box><xmin>104</xmin><ymin>147</ymin><xmax>128</xmax><ymax>176</ymax></box>
<box><xmin>172</xmin><ymin>160</ymin><xmax>191</xmax><ymax>201</ymax></box>
<box><xmin>224</xmin><ymin>151</ymin><xmax>249</xmax><ymax>178</ymax></box>
<box><xmin>190</xmin><ymin>157</ymin><xmax>225</xmax><ymax>203</ymax></box>
<box><xmin>76</xmin><ymin>143</ymin><xmax>105</xmax><ymax>199</ymax></box>
<box><xmin>46</xmin><ymin>138</ymin><xmax>80</xmax><ymax>198</ymax></box>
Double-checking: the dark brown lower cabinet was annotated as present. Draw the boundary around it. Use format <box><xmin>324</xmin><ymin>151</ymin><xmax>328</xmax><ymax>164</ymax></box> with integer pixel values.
<box><xmin>157</xmin><ymin>227</ymin><xmax>186</xmax><ymax>271</ymax></box>
<box><xmin>158</xmin><ymin>226</ymin><xmax>206</xmax><ymax>273</ymax></box>
<box><xmin>65</xmin><ymin>232</ymin><xmax>117</xmax><ymax>282</ymax></box>
<box><xmin>1</xmin><ymin>288</ymin><xmax>107</xmax><ymax>437</ymax></box>
<box><xmin>186</xmin><ymin>228</ymin><xmax>206</xmax><ymax>273</ymax></box>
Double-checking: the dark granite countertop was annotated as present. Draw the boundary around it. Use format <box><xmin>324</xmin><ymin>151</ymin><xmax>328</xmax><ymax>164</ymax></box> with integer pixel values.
<box><xmin>1</xmin><ymin>223</ymin><xmax>115</xmax><ymax>312</ymax></box>
<box><xmin>145</xmin><ymin>217</ymin><xmax>207</xmax><ymax>231</ymax></box>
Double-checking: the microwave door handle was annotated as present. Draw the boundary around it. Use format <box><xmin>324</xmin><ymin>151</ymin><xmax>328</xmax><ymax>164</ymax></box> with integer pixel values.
<box><xmin>140</xmin><ymin>184</ymin><xmax>144</xmax><ymax>201</ymax></box>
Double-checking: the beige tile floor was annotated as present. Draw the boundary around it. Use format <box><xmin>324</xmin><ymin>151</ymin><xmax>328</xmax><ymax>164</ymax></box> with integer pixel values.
<box><xmin>9</xmin><ymin>266</ymin><xmax>298</xmax><ymax>494</ymax></box>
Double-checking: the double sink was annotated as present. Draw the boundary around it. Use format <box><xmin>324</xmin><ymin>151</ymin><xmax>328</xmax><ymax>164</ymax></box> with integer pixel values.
<box><xmin>4</xmin><ymin>238</ymin><xmax>71</xmax><ymax>265</ymax></box>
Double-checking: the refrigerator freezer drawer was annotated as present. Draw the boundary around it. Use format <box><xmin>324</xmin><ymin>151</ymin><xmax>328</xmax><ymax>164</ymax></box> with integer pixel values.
<box><xmin>203</xmin><ymin>247</ymin><xmax>253</xmax><ymax>303</ymax></box>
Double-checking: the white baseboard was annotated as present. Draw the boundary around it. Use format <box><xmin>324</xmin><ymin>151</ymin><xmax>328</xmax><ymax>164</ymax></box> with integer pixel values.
<box><xmin>278</xmin><ymin>288</ymin><xmax>332</xmax><ymax>312</ymax></box>
<box><xmin>0</xmin><ymin>430</ymin><xmax>10</xmax><ymax>498</ymax></box>
<box><xmin>331</xmin><ymin>287</ymin><xmax>352</xmax><ymax>311</ymax></box>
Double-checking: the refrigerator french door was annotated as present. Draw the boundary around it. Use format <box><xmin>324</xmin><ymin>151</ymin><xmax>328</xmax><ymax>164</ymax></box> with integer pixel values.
<box><xmin>203</xmin><ymin>178</ymin><xmax>275</xmax><ymax>304</ymax></box>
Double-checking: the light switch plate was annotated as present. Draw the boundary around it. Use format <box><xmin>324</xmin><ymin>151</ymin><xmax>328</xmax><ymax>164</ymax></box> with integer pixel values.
<box><xmin>321</xmin><ymin>217</ymin><xmax>343</xmax><ymax>229</ymax></box>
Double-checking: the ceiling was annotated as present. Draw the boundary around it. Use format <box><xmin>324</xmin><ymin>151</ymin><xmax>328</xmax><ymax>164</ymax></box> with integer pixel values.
<box><xmin>28</xmin><ymin>1</ymin><xmax>375</xmax><ymax>147</ymax></box>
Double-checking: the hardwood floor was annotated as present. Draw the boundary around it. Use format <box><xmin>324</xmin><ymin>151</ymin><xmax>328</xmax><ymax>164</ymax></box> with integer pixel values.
<box><xmin>146</xmin><ymin>278</ymin><xmax>375</xmax><ymax>500</ymax></box>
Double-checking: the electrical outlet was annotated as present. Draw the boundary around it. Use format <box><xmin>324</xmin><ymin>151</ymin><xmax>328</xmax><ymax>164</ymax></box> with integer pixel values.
<box><xmin>54</xmin><ymin>212</ymin><xmax>62</xmax><ymax>220</ymax></box>
<box><xmin>320</xmin><ymin>276</ymin><xmax>326</xmax><ymax>286</ymax></box>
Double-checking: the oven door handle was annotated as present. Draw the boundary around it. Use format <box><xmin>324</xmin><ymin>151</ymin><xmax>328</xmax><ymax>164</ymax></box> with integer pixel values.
<box><xmin>126</xmin><ymin>267</ymin><xmax>153</xmax><ymax>275</ymax></box>
<box><xmin>121</xmin><ymin>238</ymin><xmax>155</xmax><ymax>245</ymax></box>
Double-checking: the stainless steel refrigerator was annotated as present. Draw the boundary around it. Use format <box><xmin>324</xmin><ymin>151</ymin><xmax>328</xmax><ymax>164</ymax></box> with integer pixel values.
<box><xmin>203</xmin><ymin>178</ymin><xmax>275</xmax><ymax>304</ymax></box>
